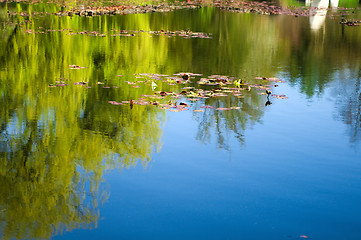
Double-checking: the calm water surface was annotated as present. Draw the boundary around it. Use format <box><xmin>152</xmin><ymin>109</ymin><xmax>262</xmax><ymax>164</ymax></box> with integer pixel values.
<box><xmin>0</xmin><ymin>1</ymin><xmax>361</xmax><ymax>239</ymax></box>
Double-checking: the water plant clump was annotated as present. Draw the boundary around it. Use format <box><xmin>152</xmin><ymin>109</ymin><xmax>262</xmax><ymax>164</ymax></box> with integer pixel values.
<box><xmin>24</xmin><ymin>27</ymin><xmax>213</xmax><ymax>39</ymax></box>
<box><xmin>109</xmin><ymin>72</ymin><xmax>288</xmax><ymax>111</ymax></box>
<box><xmin>5</xmin><ymin>0</ymin><xmax>361</xmax><ymax>27</ymax></box>
<box><xmin>47</xmin><ymin>68</ymin><xmax>288</xmax><ymax>113</ymax></box>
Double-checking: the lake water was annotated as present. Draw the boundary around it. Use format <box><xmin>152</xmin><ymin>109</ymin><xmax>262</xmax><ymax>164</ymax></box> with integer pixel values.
<box><xmin>0</xmin><ymin>1</ymin><xmax>361</xmax><ymax>239</ymax></box>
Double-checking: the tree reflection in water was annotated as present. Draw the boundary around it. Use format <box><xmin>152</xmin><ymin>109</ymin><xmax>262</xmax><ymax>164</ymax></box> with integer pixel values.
<box><xmin>332</xmin><ymin>70</ymin><xmax>361</xmax><ymax>145</ymax></box>
<box><xmin>0</xmin><ymin>5</ymin><xmax>164</xmax><ymax>239</ymax></box>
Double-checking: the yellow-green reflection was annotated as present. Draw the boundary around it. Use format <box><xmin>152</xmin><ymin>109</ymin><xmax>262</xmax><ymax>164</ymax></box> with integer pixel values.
<box><xmin>0</xmin><ymin>8</ymin><xmax>168</xmax><ymax>240</ymax></box>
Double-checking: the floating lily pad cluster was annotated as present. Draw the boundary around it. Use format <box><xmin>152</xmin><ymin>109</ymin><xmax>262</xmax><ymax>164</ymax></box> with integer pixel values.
<box><xmin>217</xmin><ymin>1</ymin><xmax>354</xmax><ymax>17</ymax></box>
<box><xmin>6</xmin><ymin>1</ymin><xmax>202</xmax><ymax>17</ymax></box>
<box><xmin>339</xmin><ymin>18</ymin><xmax>361</xmax><ymax>26</ymax></box>
<box><xmin>7</xmin><ymin>0</ymin><xmax>360</xmax><ymax>29</ymax></box>
<box><xmin>107</xmin><ymin>72</ymin><xmax>288</xmax><ymax>112</ymax></box>
<box><xmin>215</xmin><ymin>1</ymin><xmax>360</xmax><ymax>27</ymax></box>
<box><xmin>24</xmin><ymin>27</ymin><xmax>212</xmax><ymax>39</ymax></box>
<box><xmin>48</xmin><ymin>79</ymin><xmax>69</xmax><ymax>87</ymax></box>
<box><xmin>48</xmin><ymin>65</ymin><xmax>287</xmax><ymax>112</ymax></box>
<box><xmin>55</xmin><ymin>2</ymin><xmax>202</xmax><ymax>17</ymax></box>
<box><xmin>146</xmin><ymin>30</ymin><xmax>212</xmax><ymax>39</ymax></box>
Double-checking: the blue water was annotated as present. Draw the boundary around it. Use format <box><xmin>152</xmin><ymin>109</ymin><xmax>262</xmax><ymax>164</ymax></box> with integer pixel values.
<box><xmin>53</xmin><ymin>80</ymin><xmax>361</xmax><ymax>240</ymax></box>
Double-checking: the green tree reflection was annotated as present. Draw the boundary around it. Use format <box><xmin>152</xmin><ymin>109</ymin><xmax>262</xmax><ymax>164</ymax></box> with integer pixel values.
<box><xmin>0</xmin><ymin>9</ymin><xmax>165</xmax><ymax>240</ymax></box>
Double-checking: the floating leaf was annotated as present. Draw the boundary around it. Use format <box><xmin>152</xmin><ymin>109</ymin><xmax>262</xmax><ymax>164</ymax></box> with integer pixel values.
<box><xmin>179</xmin><ymin>102</ymin><xmax>189</xmax><ymax>107</ymax></box>
<box><xmin>69</xmin><ymin>64</ymin><xmax>88</xmax><ymax>69</ymax></box>
<box><xmin>74</xmin><ymin>82</ymin><xmax>88</xmax><ymax>86</ymax></box>
<box><xmin>272</xmin><ymin>94</ymin><xmax>288</xmax><ymax>99</ymax></box>
<box><xmin>108</xmin><ymin>101</ymin><xmax>123</xmax><ymax>105</ymax></box>
<box><xmin>213</xmin><ymin>93</ymin><xmax>228</xmax><ymax>97</ymax></box>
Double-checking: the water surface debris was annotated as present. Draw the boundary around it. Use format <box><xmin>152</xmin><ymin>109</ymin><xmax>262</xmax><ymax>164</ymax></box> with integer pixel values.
<box><xmin>69</xmin><ymin>64</ymin><xmax>88</xmax><ymax>69</ymax></box>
